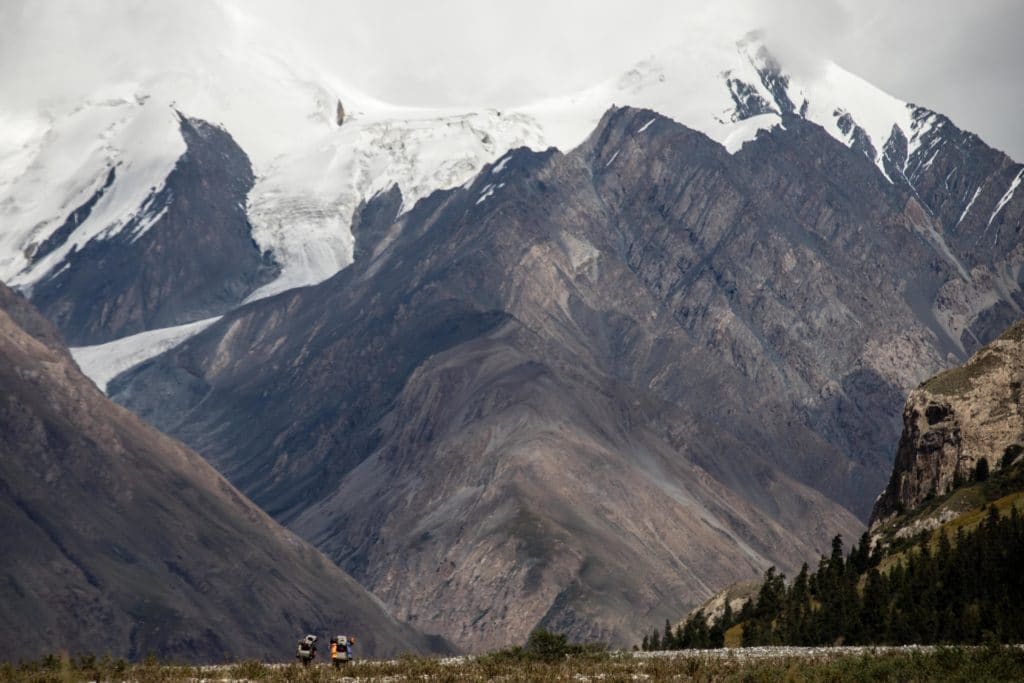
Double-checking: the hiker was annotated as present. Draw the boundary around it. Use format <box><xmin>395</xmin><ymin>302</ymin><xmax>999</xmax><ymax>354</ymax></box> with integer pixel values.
<box><xmin>330</xmin><ymin>634</ymin><xmax>356</xmax><ymax>668</ymax></box>
<box><xmin>296</xmin><ymin>634</ymin><xmax>317</xmax><ymax>666</ymax></box>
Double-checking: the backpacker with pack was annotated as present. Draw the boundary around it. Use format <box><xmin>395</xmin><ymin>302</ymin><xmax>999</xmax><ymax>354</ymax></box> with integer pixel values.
<box><xmin>296</xmin><ymin>634</ymin><xmax>317</xmax><ymax>666</ymax></box>
<box><xmin>330</xmin><ymin>634</ymin><xmax>355</xmax><ymax>667</ymax></box>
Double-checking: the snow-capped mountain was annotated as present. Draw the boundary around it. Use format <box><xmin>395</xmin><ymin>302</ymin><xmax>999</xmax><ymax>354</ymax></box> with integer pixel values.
<box><xmin>1</xmin><ymin>5</ymin><xmax>1021</xmax><ymax>401</ymax></box>
<box><xmin>0</xmin><ymin>28</ymin><xmax>959</xmax><ymax>291</ymax></box>
<box><xmin>3</xmin><ymin>3</ymin><xmax>1023</xmax><ymax>655</ymax></box>
<box><xmin>6</xmin><ymin>15</ymin><xmax>1018</xmax><ymax>366</ymax></box>
<box><xmin>107</xmin><ymin>101</ymin><xmax>1019</xmax><ymax>650</ymax></box>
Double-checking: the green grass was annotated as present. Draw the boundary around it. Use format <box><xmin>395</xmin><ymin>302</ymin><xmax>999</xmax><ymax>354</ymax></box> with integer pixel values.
<box><xmin>918</xmin><ymin>318</ymin><xmax>1023</xmax><ymax>397</ymax></box>
<box><xmin>877</xmin><ymin>458</ymin><xmax>1024</xmax><ymax>544</ymax></box>
<box><xmin>878</xmin><ymin>489</ymin><xmax>1024</xmax><ymax>570</ymax></box>
<box><xmin>920</xmin><ymin>348</ymin><xmax>1005</xmax><ymax>396</ymax></box>
<box><xmin>934</xmin><ymin>491</ymin><xmax>1024</xmax><ymax>537</ymax></box>
<box><xmin>4</xmin><ymin>647</ymin><xmax>1024</xmax><ymax>682</ymax></box>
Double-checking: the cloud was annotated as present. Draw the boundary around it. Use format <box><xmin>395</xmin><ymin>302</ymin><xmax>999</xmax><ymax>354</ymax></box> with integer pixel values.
<box><xmin>0</xmin><ymin>0</ymin><xmax>232</xmax><ymax>111</ymax></box>
<box><xmin>0</xmin><ymin>0</ymin><xmax>1020</xmax><ymax>158</ymax></box>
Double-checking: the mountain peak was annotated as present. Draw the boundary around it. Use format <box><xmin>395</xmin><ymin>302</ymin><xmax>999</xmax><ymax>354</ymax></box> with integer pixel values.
<box><xmin>3</xmin><ymin>22</ymin><xmax>1018</xmax><ymax>358</ymax></box>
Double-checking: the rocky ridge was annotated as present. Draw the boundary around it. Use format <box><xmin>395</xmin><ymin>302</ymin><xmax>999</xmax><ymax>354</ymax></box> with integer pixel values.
<box><xmin>26</xmin><ymin>115</ymin><xmax>278</xmax><ymax>346</ymax></box>
<box><xmin>871</xmin><ymin>320</ymin><xmax>1024</xmax><ymax>526</ymax></box>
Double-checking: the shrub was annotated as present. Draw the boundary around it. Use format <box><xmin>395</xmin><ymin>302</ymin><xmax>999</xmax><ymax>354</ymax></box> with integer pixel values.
<box><xmin>481</xmin><ymin>628</ymin><xmax>607</xmax><ymax>666</ymax></box>
<box><xmin>1002</xmin><ymin>444</ymin><xmax>1023</xmax><ymax>469</ymax></box>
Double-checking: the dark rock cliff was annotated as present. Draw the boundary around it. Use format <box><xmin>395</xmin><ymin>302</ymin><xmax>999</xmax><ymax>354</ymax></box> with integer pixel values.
<box><xmin>28</xmin><ymin>115</ymin><xmax>278</xmax><ymax>346</ymax></box>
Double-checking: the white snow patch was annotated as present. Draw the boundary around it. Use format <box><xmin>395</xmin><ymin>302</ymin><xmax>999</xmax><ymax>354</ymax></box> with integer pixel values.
<box><xmin>475</xmin><ymin>182</ymin><xmax>505</xmax><ymax>205</ymax></box>
<box><xmin>905</xmin><ymin>111</ymin><xmax>938</xmax><ymax>166</ymax></box>
<box><xmin>491</xmin><ymin>155</ymin><xmax>511</xmax><ymax>175</ymax></box>
<box><xmin>637</xmin><ymin>117</ymin><xmax>657</xmax><ymax>133</ymax></box>
<box><xmin>721</xmin><ymin>112</ymin><xmax>777</xmax><ymax>153</ymax></box>
<box><xmin>71</xmin><ymin>316</ymin><xmax>220</xmax><ymax>392</ymax></box>
<box><xmin>957</xmin><ymin>186</ymin><xmax>983</xmax><ymax>226</ymax></box>
<box><xmin>128</xmin><ymin>200</ymin><xmax>170</xmax><ymax>243</ymax></box>
<box><xmin>519</xmin><ymin>35</ymin><xmax>784</xmax><ymax>155</ymax></box>
<box><xmin>988</xmin><ymin>168</ymin><xmax>1023</xmax><ymax>227</ymax></box>
<box><xmin>920</xmin><ymin>149</ymin><xmax>940</xmax><ymax>172</ymax></box>
<box><xmin>796</xmin><ymin>60</ymin><xmax>914</xmax><ymax>176</ymax></box>
<box><xmin>244</xmin><ymin>107</ymin><xmax>548</xmax><ymax>301</ymax></box>
<box><xmin>604</xmin><ymin>149</ymin><xmax>620</xmax><ymax>167</ymax></box>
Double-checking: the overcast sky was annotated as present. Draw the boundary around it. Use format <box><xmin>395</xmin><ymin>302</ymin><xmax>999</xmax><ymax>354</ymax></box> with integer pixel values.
<box><xmin>2</xmin><ymin>0</ymin><xmax>1022</xmax><ymax>159</ymax></box>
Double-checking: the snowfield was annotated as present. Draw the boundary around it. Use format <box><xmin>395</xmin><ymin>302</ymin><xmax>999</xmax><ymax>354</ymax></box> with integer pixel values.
<box><xmin>70</xmin><ymin>316</ymin><xmax>221</xmax><ymax>392</ymax></box>
<box><xmin>0</xmin><ymin>9</ymin><xmax>997</xmax><ymax>389</ymax></box>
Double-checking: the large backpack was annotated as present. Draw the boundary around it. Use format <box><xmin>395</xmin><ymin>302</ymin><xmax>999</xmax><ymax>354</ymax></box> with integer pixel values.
<box><xmin>333</xmin><ymin>636</ymin><xmax>349</xmax><ymax>660</ymax></box>
<box><xmin>297</xmin><ymin>635</ymin><xmax>316</xmax><ymax>659</ymax></box>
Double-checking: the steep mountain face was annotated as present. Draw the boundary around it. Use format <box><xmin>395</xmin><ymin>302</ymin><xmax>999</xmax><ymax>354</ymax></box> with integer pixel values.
<box><xmin>587</xmin><ymin>106</ymin><xmax>1024</xmax><ymax>514</ymax></box>
<box><xmin>108</xmin><ymin>101</ymin><xmax>1023</xmax><ymax>650</ymax></box>
<box><xmin>4</xmin><ymin>14</ymin><xmax>1023</xmax><ymax>657</ymax></box>
<box><xmin>0</xmin><ymin>282</ymin><xmax>444</xmax><ymax>661</ymax></box>
<box><xmin>7</xmin><ymin>30</ymin><xmax>1020</xmax><ymax>359</ymax></box>
<box><xmin>871</xmin><ymin>320</ymin><xmax>1024</xmax><ymax>526</ymax></box>
<box><xmin>24</xmin><ymin>114</ymin><xmax>277</xmax><ymax>346</ymax></box>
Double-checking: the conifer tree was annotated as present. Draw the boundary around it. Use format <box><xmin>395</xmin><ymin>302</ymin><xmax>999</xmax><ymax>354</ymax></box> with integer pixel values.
<box><xmin>720</xmin><ymin>599</ymin><xmax>734</xmax><ymax>631</ymax></box>
<box><xmin>640</xmin><ymin>505</ymin><xmax>1024</xmax><ymax>649</ymax></box>
<box><xmin>975</xmin><ymin>457</ymin><xmax>990</xmax><ymax>482</ymax></box>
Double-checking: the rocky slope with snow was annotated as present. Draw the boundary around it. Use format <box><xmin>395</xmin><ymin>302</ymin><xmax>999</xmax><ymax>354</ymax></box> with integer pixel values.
<box><xmin>111</xmin><ymin>116</ymin><xmax>872</xmax><ymax>649</ymax></box>
<box><xmin>27</xmin><ymin>114</ymin><xmax>277</xmax><ymax>345</ymax></box>
<box><xmin>4</xmin><ymin>27</ymin><xmax>1020</xmax><ymax>355</ymax></box>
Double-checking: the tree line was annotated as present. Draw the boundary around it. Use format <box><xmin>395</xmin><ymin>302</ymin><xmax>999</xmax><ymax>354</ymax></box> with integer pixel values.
<box><xmin>641</xmin><ymin>503</ymin><xmax>1024</xmax><ymax>649</ymax></box>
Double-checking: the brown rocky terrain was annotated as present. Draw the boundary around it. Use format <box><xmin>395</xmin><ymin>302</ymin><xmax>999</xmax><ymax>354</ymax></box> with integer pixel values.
<box><xmin>109</xmin><ymin>104</ymin><xmax>1024</xmax><ymax>650</ymax></box>
<box><xmin>0</xmin><ymin>282</ymin><xmax>444</xmax><ymax>661</ymax></box>
<box><xmin>871</xmin><ymin>320</ymin><xmax>1024</xmax><ymax>526</ymax></box>
<box><xmin>108</xmin><ymin>104</ymin><xmax>1024</xmax><ymax>651</ymax></box>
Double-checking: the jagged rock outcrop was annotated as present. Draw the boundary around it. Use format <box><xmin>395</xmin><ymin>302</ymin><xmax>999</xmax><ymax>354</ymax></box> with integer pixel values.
<box><xmin>0</xmin><ymin>282</ymin><xmax>444</xmax><ymax>661</ymax></box>
<box><xmin>28</xmin><ymin>115</ymin><xmax>278</xmax><ymax>346</ymax></box>
<box><xmin>871</xmin><ymin>320</ymin><xmax>1024</xmax><ymax>526</ymax></box>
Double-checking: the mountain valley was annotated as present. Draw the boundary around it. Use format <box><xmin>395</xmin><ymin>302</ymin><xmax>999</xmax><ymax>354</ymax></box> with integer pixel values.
<box><xmin>1</xmin><ymin>8</ymin><xmax>1023</xmax><ymax>657</ymax></box>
